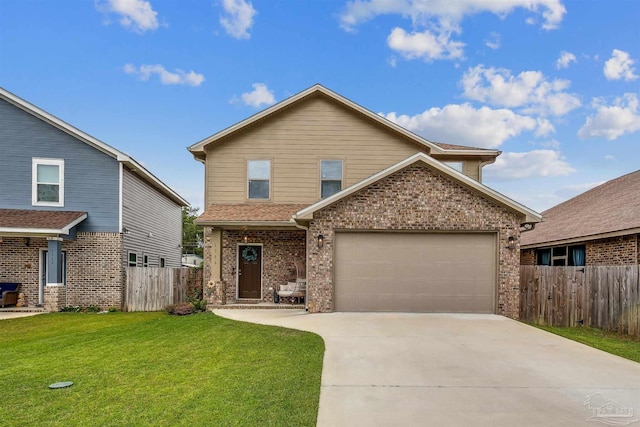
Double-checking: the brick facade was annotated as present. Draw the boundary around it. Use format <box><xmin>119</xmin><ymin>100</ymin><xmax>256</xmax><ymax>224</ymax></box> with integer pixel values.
<box><xmin>306</xmin><ymin>164</ymin><xmax>522</xmax><ymax>318</ymax></box>
<box><xmin>0</xmin><ymin>232</ymin><xmax>123</xmax><ymax>310</ymax></box>
<box><xmin>521</xmin><ymin>234</ymin><xmax>639</xmax><ymax>266</ymax></box>
<box><xmin>203</xmin><ymin>228</ymin><xmax>306</xmax><ymax>303</ymax></box>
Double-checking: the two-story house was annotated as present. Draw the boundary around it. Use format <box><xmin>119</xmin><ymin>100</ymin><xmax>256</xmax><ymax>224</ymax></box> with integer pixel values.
<box><xmin>189</xmin><ymin>85</ymin><xmax>541</xmax><ymax>318</ymax></box>
<box><xmin>0</xmin><ymin>87</ymin><xmax>188</xmax><ymax>311</ymax></box>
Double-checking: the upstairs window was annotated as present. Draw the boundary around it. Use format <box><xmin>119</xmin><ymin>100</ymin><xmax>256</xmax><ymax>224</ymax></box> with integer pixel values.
<box><xmin>32</xmin><ymin>158</ymin><xmax>64</xmax><ymax>206</ymax></box>
<box><xmin>248</xmin><ymin>160</ymin><xmax>270</xmax><ymax>199</ymax></box>
<box><xmin>320</xmin><ymin>160</ymin><xmax>343</xmax><ymax>198</ymax></box>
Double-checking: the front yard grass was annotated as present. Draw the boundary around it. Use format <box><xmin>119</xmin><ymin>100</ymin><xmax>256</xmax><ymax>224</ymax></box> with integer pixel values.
<box><xmin>0</xmin><ymin>312</ymin><xmax>324</xmax><ymax>426</ymax></box>
<box><xmin>533</xmin><ymin>324</ymin><xmax>640</xmax><ymax>363</ymax></box>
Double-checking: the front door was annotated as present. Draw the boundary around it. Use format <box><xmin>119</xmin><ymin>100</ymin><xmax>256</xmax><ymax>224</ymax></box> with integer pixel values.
<box><xmin>238</xmin><ymin>245</ymin><xmax>262</xmax><ymax>299</ymax></box>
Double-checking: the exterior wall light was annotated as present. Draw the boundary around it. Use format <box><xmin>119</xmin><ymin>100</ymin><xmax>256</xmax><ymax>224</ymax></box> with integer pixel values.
<box><xmin>507</xmin><ymin>236</ymin><xmax>517</xmax><ymax>250</ymax></box>
<box><xmin>317</xmin><ymin>234</ymin><xmax>324</xmax><ymax>249</ymax></box>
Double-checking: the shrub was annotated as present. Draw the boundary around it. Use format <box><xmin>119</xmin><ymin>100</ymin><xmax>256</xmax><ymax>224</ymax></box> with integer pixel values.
<box><xmin>107</xmin><ymin>306</ymin><xmax>120</xmax><ymax>313</ymax></box>
<box><xmin>60</xmin><ymin>306</ymin><xmax>81</xmax><ymax>312</ymax></box>
<box><xmin>188</xmin><ymin>297</ymin><xmax>207</xmax><ymax>312</ymax></box>
<box><xmin>165</xmin><ymin>302</ymin><xmax>195</xmax><ymax>316</ymax></box>
<box><xmin>85</xmin><ymin>305</ymin><xmax>101</xmax><ymax>313</ymax></box>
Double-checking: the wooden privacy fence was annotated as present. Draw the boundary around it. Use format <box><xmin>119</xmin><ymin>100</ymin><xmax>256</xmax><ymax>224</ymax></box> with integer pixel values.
<box><xmin>124</xmin><ymin>267</ymin><xmax>203</xmax><ymax>312</ymax></box>
<box><xmin>520</xmin><ymin>265</ymin><xmax>640</xmax><ymax>337</ymax></box>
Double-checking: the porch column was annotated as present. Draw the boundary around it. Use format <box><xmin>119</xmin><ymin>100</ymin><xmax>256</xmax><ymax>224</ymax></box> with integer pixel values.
<box><xmin>210</xmin><ymin>229</ymin><xmax>222</xmax><ymax>281</ymax></box>
<box><xmin>46</xmin><ymin>237</ymin><xmax>63</xmax><ymax>285</ymax></box>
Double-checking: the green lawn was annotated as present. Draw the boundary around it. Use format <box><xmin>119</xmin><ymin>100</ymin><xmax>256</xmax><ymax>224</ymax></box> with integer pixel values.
<box><xmin>533</xmin><ymin>324</ymin><xmax>640</xmax><ymax>363</ymax></box>
<box><xmin>0</xmin><ymin>312</ymin><xmax>324</xmax><ymax>427</ymax></box>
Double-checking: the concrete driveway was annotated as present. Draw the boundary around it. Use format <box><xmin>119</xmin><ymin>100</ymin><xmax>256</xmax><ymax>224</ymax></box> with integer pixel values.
<box><xmin>214</xmin><ymin>310</ymin><xmax>640</xmax><ymax>427</ymax></box>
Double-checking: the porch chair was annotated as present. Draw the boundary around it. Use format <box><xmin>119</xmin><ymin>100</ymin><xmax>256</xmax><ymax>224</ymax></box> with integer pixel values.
<box><xmin>0</xmin><ymin>283</ymin><xmax>21</xmax><ymax>308</ymax></box>
<box><xmin>276</xmin><ymin>261</ymin><xmax>306</xmax><ymax>304</ymax></box>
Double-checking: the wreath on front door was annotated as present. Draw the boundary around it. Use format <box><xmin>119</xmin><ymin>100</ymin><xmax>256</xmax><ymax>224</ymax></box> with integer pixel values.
<box><xmin>242</xmin><ymin>246</ymin><xmax>258</xmax><ymax>262</ymax></box>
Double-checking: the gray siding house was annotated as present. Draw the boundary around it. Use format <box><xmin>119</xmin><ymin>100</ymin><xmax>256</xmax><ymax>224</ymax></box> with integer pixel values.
<box><xmin>0</xmin><ymin>87</ymin><xmax>188</xmax><ymax>311</ymax></box>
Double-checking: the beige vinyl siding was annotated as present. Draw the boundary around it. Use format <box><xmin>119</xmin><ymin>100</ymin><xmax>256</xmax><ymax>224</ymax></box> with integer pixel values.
<box><xmin>205</xmin><ymin>96</ymin><xmax>427</xmax><ymax>204</ymax></box>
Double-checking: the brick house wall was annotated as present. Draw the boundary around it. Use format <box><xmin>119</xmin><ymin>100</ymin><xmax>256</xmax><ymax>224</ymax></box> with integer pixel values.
<box><xmin>306</xmin><ymin>164</ymin><xmax>522</xmax><ymax>318</ymax></box>
<box><xmin>520</xmin><ymin>234</ymin><xmax>639</xmax><ymax>266</ymax></box>
<box><xmin>203</xmin><ymin>228</ymin><xmax>306</xmax><ymax>303</ymax></box>
<box><xmin>0</xmin><ymin>232</ymin><xmax>123</xmax><ymax>310</ymax></box>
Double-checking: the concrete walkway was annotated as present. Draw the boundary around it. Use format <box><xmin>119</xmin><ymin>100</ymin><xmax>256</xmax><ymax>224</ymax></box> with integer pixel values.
<box><xmin>214</xmin><ymin>309</ymin><xmax>640</xmax><ymax>427</ymax></box>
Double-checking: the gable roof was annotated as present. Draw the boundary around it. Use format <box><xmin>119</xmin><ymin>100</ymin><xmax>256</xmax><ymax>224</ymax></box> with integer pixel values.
<box><xmin>0</xmin><ymin>209</ymin><xmax>87</xmax><ymax>236</ymax></box>
<box><xmin>0</xmin><ymin>87</ymin><xmax>188</xmax><ymax>207</ymax></box>
<box><xmin>293</xmin><ymin>152</ymin><xmax>542</xmax><ymax>224</ymax></box>
<box><xmin>187</xmin><ymin>84</ymin><xmax>500</xmax><ymax>161</ymax></box>
<box><xmin>521</xmin><ymin>170</ymin><xmax>640</xmax><ymax>248</ymax></box>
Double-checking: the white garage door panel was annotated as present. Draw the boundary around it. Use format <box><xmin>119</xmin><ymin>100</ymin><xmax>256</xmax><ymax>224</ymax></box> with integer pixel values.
<box><xmin>334</xmin><ymin>232</ymin><xmax>496</xmax><ymax>313</ymax></box>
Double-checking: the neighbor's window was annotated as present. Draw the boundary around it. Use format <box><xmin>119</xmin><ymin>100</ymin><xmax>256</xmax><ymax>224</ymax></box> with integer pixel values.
<box><xmin>128</xmin><ymin>252</ymin><xmax>138</xmax><ymax>267</ymax></box>
<box><xmin>536</xmin><ymin>245</ymin><xmax>585</xmax><ymax>266</ymax></box>
<box><xmin>248</xmin><ymin>160</ymin><xmax>270</xmax><ymax>199</ymax></box>
<box><xmin>159</xmin><ymin>257</ymin><xmax>166</xmax><ymax>268</ymax></box>
<box><xmin>143</xmin><ymin>254</ymin><xmax>149</xmax><ymax>267</ymax></box>
<box><xmin>32</xmin><ymin>158</ymin><xmax>64</xmax><ymax>206</ymax></box>
<box><xmin>443</xmin><ymin>161</ymin><xmax>463</xmax><ymax>173</ymax></box>
<box><xmin>320</xmin><ymin>160</ymin><xmax>343</xmax><ymax>198</ymax></box>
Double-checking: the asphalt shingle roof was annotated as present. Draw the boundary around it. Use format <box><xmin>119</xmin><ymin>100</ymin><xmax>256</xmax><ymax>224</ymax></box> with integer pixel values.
<box><xmin>196</xmin><ymin>204</ymin><xmax>309</xmax><ymax>223</ymax></box>
<box><xmin>521</xmin><ymin>170</ymin><xmax>640</xmax><ymax>247</ymax></box>
<box><xmin>0</xmin><ymin>209</ymin><xmax>87</xmax><ymax>230</ymax></box>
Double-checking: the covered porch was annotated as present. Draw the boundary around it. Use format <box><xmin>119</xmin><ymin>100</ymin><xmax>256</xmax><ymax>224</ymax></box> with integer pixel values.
<box><xmin>0</xmin><ymin>209</ymin><xmax>87</xmax><ymax>311</ymax></box>
<box><xmin>197</xmin><ymin>204</ymin><xmax>309</xmax><ymax>307</ymax></box>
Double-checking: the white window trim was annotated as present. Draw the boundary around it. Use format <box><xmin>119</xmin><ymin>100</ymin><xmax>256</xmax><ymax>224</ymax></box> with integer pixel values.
<box><xmin>319</xmin><ymin>159</ymin><xmax>344</xmax><ymax>199</ymax></box>
<box><xmin>32</xmin><ymin>158</ymin><xmax>65</xmax><ymax>207</ymax></box>
<box><xmin>247</xmin><ymin>159</ymin><xmax>272</xmax><ymax>200</ymax></box>
<box><xmin>128</xmin><ymin>251</ymin><xmax>138</xmax><ymax>267</ymax></box>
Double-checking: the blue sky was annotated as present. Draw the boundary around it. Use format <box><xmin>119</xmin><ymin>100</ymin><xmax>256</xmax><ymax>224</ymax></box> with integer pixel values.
<box><xmin>1</xmin><ymin>0</ymin><xmax>638</xmax><ymax>213</ymax></box>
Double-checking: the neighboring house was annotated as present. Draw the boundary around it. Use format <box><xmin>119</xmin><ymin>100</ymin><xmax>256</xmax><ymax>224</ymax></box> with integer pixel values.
<box><xmin>521</xmin><ymin>170</ymin><xmax>640</xmax><ymax>266</ymax></box>
<box><xmin>0</xmin><ymin>87</ymin><xmax>188</xmax><ymax>311</ymax></box>
<box><xmin>188</xmin><ymin>84</ymin><xmax>541</xmax><ymax>318</ymax></box>
<box><xmin>182</xmin><ymin>254</ymin><xmax>203</xmax><ymax>268</ymax></box>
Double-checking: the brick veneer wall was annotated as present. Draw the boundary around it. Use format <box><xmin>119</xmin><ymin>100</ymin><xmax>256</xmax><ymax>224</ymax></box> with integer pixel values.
<box><xmin>587</xmin><ymin>234</ymin><xmax>638</xmax><ymax>265</ymax></box>
<box><xmin>0</xmin><ymin>233</ymin><xmax>123</xmax><ymax>310</ymax></box>
<box><xmin>306</xmin><ymin>164</ymin><xmax>522</xmax><ymax>318</ymax></box>
<box><xmin>203</xmin><ymin>228</ymin><xmax>306</xmax><ymax>303</ymax></box>
<box><xmin>520</xmin><ymin>249</ymin><xmax>535</xmax><ymax>265</ymax></box>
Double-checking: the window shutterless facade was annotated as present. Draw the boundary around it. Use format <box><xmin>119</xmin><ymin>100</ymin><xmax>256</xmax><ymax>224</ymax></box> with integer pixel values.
<box><xmin>247</xmin><ymin>160</ymin><xmax>271</xmax><ymax>199</ymax></box>
<box><xmin>320</xmin><ymin>160</ymin><xmax>343</xmax><ymax>198</ymax></box>
<box><xmin>32</xmin><ymin>158</ymin><xmax>64</xmax><ymax>206</ymax></box>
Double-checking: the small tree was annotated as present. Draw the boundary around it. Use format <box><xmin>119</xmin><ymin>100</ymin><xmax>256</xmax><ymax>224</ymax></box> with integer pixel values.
<box><xmin>182</xmin><ymin>206</ymin><xmax>203</xmax><ymax>257</ymax></box>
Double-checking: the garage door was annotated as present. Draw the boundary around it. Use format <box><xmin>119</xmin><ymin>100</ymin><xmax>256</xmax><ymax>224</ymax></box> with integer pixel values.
<box><xmin>334</xmin><ymin>232</ymin><xmax>496</xmax><ymax>313</ymax></box>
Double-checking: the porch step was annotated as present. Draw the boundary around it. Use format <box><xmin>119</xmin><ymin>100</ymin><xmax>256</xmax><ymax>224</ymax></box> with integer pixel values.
<box><xmin>210</xmin><ymin>302</ymin><xmax>305</xmax><ymax>310</ymax></box>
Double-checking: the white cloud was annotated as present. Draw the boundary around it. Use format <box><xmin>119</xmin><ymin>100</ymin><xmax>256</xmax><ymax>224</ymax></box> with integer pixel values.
<box><xmin>340</xmin><ymin>0</ymin><xmax>565</xmax><ymax>61</ymax></box>
<box><xmin>485</xmin><ymin>32</ymin><xmax>500</xmax><ymax>50</ymax></box>
<box><xmin>578</xmin><ymin>93</ymin><xmax>640</xmax><ymax>140</ymax></box>
<box><xmin>238</xmin><ymin>83</ymin><xmax>276</xmax><ymax>108</ymax></box>
<box><xmin>483</xmin><ymin>150</ymin><xmax>575</xmax><ymax>180</ymax></box>
<box><xmin>556</xmin><ymin>51</ymin><xmax>576</xmax><ymax>69</ymax></box>
<box><xmin>123</xmin><ymin>64</ymin><xmax>205</xmax><ymax>86</ymax></box>
<box><xmin>220</xmin><ymin>0</ymin><xmax>257</xmax><ymax>39</ymax></box>
<box><xmin>604</xmin><ymin>49</ymin><xmax>638</xmax><ymax>81</ymax></box>
<box><xmin>99</xmin><ymin>0</ymin><xmax>160</xmax><ymax>33</ymax></box>
<box><xmin>604</xmin><ymin>155</ymin><xmax>614</xmax><ymax>160</ymax></box>
<box><xmin>460</xmin><ymin>65</ymin><xmax>580</xmax><ymax>116</ymax></box>
<box><xmin>387</xmin><ymin>27</ymin><xmax>464</xmax><ymax>61</ymax></box>
<box><xmin>383</xmin><ymin>103</ymin><xmax>542</xmax><ymax>148</ymax></box>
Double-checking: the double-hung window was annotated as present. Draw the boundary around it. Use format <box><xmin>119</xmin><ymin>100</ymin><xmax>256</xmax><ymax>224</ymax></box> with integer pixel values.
<box><xmin>32</xmin><ymin>158</ymin><xmax>64</xmax><ymax>206</ymax></box>
<box><xmin>248</xmin><ymin>160</ymin><xmax>271</xmax><ymax>199</ymax></box>
<box><xmin>320</xmin><ymin>160</ymin><xmax>343</xmax><ymax>198</ymax></box>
